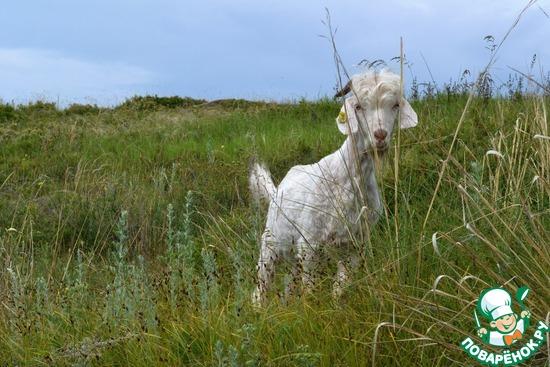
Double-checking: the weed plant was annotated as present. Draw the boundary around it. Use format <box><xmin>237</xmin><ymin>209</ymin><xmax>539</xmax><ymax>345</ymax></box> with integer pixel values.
<box><xmin>0</xmin><ymin>76</ymin><xmax>548</xmax><ymax>365</ymax></box>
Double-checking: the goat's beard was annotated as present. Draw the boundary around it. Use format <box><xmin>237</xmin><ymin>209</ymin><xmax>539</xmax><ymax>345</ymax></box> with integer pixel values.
<box><xmin>372</xmin><ymin>147</ymin><xmax>387</xmax><ymax>159</ymax></box>
<box><xmin>368</xmin><ymin>140</ymin><xmax>390</xmax><ymax>153</ymax></box>
<box><xmin>376</xmin><ymin>143</ymin><xmax>389</xmax><ymax>152</ymax></box>
<box><xmin>361</xmin><ymin>145</ymin><xmax>388</xmax><ymax>160</ymax></box>
<box><xmin>354</xmin><ymin>134</ymin><xmax>388</xmax><ymax>159</ymax></box>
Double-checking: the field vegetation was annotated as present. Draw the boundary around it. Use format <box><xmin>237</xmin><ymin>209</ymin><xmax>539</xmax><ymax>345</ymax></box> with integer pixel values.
<box><xmin>0</xmin><ymin>73</ymin><xmax>548</xmax><ymax>365</ymax></box>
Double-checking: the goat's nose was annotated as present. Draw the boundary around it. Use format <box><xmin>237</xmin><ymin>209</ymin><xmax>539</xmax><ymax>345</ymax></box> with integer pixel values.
<box><xmin>374</xmin><ymin>129</ymin><xmax>387</xmax><ymax>141</ymax></box>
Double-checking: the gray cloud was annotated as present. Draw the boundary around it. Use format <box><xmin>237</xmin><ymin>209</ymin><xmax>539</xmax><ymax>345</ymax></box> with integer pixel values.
<box><xmin>0</xmin><ymin>48</ymin><xmax>156</xmax><ymax>105</ymax></box>
<box><xmin>0</xmin><ymin>0</ymin><xmax>548</xmax><ymax>105</ymax></box>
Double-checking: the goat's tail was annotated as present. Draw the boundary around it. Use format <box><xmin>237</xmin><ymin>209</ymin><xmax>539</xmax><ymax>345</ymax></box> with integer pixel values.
<box><xmin>249</xmin><ymin>160</ymin><xmax>277</xmax><ymax>205</ymax></box>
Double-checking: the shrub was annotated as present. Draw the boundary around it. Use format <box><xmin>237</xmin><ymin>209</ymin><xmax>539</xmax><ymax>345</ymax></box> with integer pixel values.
<box><xmin>65</xmin><ymin>103</ymin><xmax>101</xmax><ymax>115</ymax></box>
<box><xmin>117</xmin><ymin>95</ymin><xmax>206</xmax><ymax>111</ymax></box>
<box><xmin>0</xmin><ymin>103</ymin><xmax>16</xmax><ymax>123</ymax></box>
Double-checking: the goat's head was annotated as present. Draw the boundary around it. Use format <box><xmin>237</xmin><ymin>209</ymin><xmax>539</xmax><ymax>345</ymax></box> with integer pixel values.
<box><xmin>334</xmin><ymin>70</ymin><xmax>418</xmax><ymax>153</ymax></box>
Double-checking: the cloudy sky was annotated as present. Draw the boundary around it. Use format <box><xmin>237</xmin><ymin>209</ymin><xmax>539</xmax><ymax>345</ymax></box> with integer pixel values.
<box><xmin>0</xmin><ymin>0</ymin><xmax>548</xmax><ymax>106</ymax></box>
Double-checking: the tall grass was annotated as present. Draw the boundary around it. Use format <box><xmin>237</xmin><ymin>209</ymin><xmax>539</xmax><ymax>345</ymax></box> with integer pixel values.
<box><xmin>0</xmin><ymin>89</ymin><xmax>548</xmax><ymax>365</ymax></box>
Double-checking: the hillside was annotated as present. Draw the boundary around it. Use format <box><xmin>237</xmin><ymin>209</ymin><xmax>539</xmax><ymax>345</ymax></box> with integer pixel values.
<box><xmin>0</xmin><ymin>95</ymin><xmax>548</xmax><ymax>365</ymax></box>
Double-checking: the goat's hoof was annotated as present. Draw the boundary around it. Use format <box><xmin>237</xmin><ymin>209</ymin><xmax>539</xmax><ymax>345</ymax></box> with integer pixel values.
<box><xmin>251</xmin><ymin>289</ymin><xmax>265</xmax><ymax>308</ymax></box>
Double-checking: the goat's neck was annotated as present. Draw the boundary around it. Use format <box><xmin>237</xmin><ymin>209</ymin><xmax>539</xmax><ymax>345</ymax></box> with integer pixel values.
<box><xmin>337</xmin><ymin>135</ymin><xmax>376</xmax><ymax>179</ymax></box>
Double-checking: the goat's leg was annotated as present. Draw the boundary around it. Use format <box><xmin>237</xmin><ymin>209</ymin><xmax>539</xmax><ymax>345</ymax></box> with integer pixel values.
<box><xmin>332</xmin><ymin>253</ymin><xmax>360</xmax><ymax>299</ymax></box>
<box><xmin>297</xmin><ymin>242</ymin><xmax>319</xmax><ymax>294</ymax></box>
<box><xmin>284</xmin><ymin>254</ymin><xmax>300</xmax><ymax>299</ymax></box>
<box><xmin>252</xmin><ymin>230</ymin><xmax>277</xmax><ymax>306</ymax></box>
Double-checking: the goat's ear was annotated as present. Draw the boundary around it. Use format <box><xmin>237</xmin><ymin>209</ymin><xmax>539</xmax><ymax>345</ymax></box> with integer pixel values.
<box><xmin>336</xmin><ymin>99</ymin><xmax>359</xmax><ymax>135</ymax></box>
<box><xmin>399</xmin><ymin>98</ymin><xmax>418</xmax><ymax>129</ymax></box>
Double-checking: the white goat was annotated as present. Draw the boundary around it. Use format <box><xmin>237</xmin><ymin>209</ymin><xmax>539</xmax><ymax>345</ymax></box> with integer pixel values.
<box><xmin>249</xmin><ymin>70</ymin><xmax>418</xmax><ymax>306</ymax></box>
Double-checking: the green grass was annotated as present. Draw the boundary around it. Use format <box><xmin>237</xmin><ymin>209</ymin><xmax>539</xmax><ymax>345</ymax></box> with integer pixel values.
<box><xmin>0</xmin><ymin>95</ymin><xmax>548</xmax><ymax>365</ymax></box>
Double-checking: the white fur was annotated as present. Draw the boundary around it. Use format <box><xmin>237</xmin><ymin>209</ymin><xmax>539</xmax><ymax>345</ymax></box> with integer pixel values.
<box><xmin>249</xmin><ymin>161</ymin><xmax>277</xmax><ymax>206</ymax></box>
<box><xmin>250</xmin><ymin>70</ymin><xmax>418</xmax><ymax>306</ymax></box>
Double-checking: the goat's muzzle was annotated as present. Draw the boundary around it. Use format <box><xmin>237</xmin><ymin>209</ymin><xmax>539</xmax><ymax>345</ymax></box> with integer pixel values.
<box><xmin>374</xmin><ymin>129</ymin><xmax>388</xmax><ymax>141</ymax></box>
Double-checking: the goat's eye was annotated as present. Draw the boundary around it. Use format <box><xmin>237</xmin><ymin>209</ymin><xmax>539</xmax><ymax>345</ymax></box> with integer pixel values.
<box><xmin>355</xmin><ymin>104</ymin><xmax>362</xmax><ymax>111</ymax></box>
<box><xmin>393</xmin><ymin>103</ymin><xmax>400</xmax><ymax>110</ymax></box>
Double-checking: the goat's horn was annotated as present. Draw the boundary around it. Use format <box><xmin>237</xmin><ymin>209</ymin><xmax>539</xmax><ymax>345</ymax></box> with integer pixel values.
<box><xmin>334</xmin><ymin>80</ymin><xmax>352</xmax><ymax>98</ymax></box>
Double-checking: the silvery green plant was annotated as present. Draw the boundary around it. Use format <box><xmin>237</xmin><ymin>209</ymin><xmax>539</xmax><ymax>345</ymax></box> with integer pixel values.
<box><xmin>7</xmin><ymin>266</ymin><xmax>23</xmax><ymax>310</ymax></box>
<box><xmin>104</xmin><ymin>210</ymin><xmax>132</xmax><ymax>326</ymax></box>
<box><xmin>293</xmin><ymin>344</ymin><xmax>321</xmax><ymax>367</ymax></box>
<box><xmin>239</xmin><ymin>323</ymin><xmax>260</xmax><ymax>367</ymax></box>
<box><xmin>153</xmin><ymin>166</ymin><xmax>169</xmax><ymax>194</ymax></box>
<box><xmin>199</xmin><ymin>246</ymin><xmax>219</xmax><ymax>314</ymax></box>
<box><xmin>65</xmin><ymin>249</ymin><xmax>88</xmax><ymax>310</ymax></box>
<box><xmin>165</xmin><ymin>203</ymin><xmax>179</xmax><ymax>312</ymax></box>
<box><xmin>104</xmin><ymin>210</ymin><xmax>158</xmax><ymax>329</ymax></box>
<box><xmin>165</xmin><ymin>191</ymin><xmax>196</xmax><ymax>314</ymax></box>
<box><xmin>168</xmin><ymin>162</ymin><xmax>178</xmax><ymax>193</ymax></box>
<box><xmin>131</xmin><ymin>255</ymin><xmax>158</xmax><ymax>331</ymax></box>
<box><xmin>34</xmin><ymin>276</ymin><xmax>49</xmax><ymax>312</ymax></box>
<box><xmin>214</xmin><ymin>340</ymin><xmax>225</xmax><ymax>366</ymax></box>
<box><xmin>230</xmin><ymin>246</ymin><xmax>247</xmax><ymax>315</ymax></box>
<box><xmin>32</xmin><ymin>276</ymin><xmax>51</xmax><ymax>330</ymax></box>
<box><xmin>206</xmin><ymin>140</ymin><xmax>215</xmax><ymax>164</ymax></box>
<box><xmin>214</xmin><ymin>339</ymin><xmax>239</xmax><ymax>367</ymax></box>
<box><xmin>6</xmin><ymin>266</ymin><xmax>29</xmax><ymax>337</ymax></box>
<box><xmin>227</xmin><ymin>345</ymin><xmax>239</xmax><ymax>367</ymax></box>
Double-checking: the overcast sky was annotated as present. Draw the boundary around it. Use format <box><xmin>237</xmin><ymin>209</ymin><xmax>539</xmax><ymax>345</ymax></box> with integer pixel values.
<box><xmin>0</xmin><ymin>0</ymin><xmax>548</xmax><ymax>106</ymax></box>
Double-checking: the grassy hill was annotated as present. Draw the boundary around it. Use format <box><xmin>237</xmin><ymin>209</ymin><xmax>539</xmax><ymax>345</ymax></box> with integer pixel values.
<box><xmin>0</xmin><ymin>94</ymin><xmax>548</xmax><ymax>365</ymax></box>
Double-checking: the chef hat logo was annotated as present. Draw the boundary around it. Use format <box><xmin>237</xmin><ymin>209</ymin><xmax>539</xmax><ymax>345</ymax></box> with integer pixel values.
<box><xmin>477</xmin><ymin>288</ymin><xmax>514</xmax><ymax>321</ymax></box>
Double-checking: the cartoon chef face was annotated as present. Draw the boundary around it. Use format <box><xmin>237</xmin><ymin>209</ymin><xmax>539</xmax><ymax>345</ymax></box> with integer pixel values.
<box><xmin>478</xmin><ymin>288</ymin><xmax>517</xmax><ymax>331</ymax></box>
<box><xmin>491</xmin><ymin>313</ymin><xmax>518</xmax><ymax>333</ymax></box>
